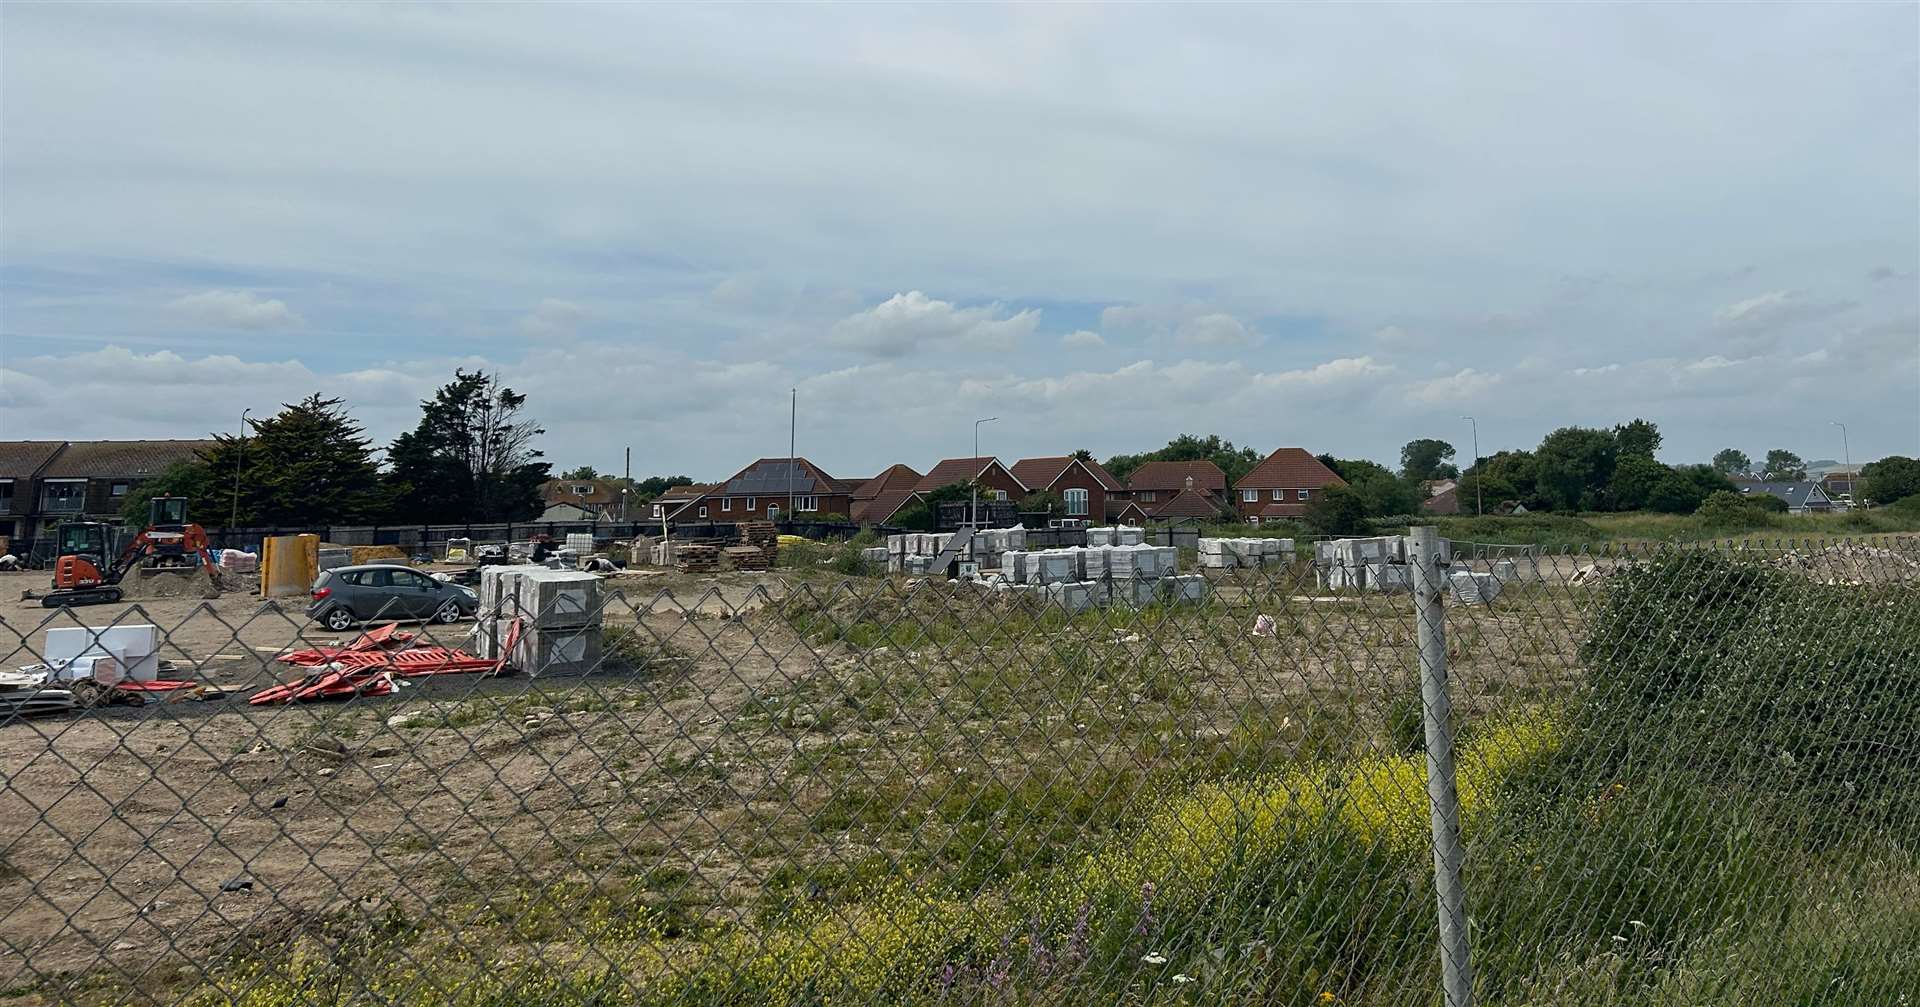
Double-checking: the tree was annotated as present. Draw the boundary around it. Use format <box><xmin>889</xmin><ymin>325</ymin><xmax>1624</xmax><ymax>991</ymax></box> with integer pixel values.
<box><xmin>1105</xmin><ymin>434</ymin><xmax>1263</xmax><ymax>485</ymax></box>
<box><xmin>180</xmin><ymin>395</ymin><xmax>384</xmax><ymax>526</ymax></box>
<box><xmin>1021</xmin><ymin>490</ymin><xmax>1065</xmax><ymax>514</ymax></box>
<box><xmin>1070</xmin><ymin>448</ymin><xmax>1093</xmax><ymax>462</ymax></box>
<box><xmin>1645</xmin><ymin>471</ymin><xmax>1706</xmax><ymax>514</ymax></box>
<box><xmin>1533</xmin><ymin>426</ymin><xmax>1619</xmax><ymax>511</ymax></box>
<box><xmin>385</xmin><ymin>370</ymin><xmax>551</xmax><ymax>523</ymax></box>
<box><xmin>1398</xmin><ymin>439</ymin><xmax>1458</xmax><ymax>482</ymax></box>
<box><xmin>1321</xmin><ymin>456</ymin><xmax>1422</xmax><ymax>517</ymax></box>
<box><xmin>120</xmin><ymin>461</ymin><xmax>217</xmax><ymax>527</ymax></box>
<box><xmin>1302</xmin><ymin>485</ymin><xmax>1370</xmax><ymax>536</ymax></box>
<box><xmin>1458</xmin><ymin>449</ymin><xmax>1538</xmax><ymax>512</ymax></box>
<box><xmin>1761</xmin><ymin>449</ymin><xmax>1806</xmax><ymax>482</ymax></box>
<box><xmin>633</xmin><ymin>475</ymin><xmax>694</xmax><ymax>500</ymax></box>
<box><xmin>1612</xmin><ymin>418</ymin><xmax>1662</xmax><ymax>458</ymax></box>
<box><xmin>1604</xmin><ymin>453</ymin><xmax>1670</xmax><ymax>511</ymax></box>
<box><xmin>1710</xmin><ymin>448</ymin><xmax>1752</xmax><ymax>476</ymax></box>
<box><xmin>1860</xmin><ymin>456</ymin><xmax>1920</xmax><ymax>505</ymax></box>
<box><xmin>558</xmin><ymin>465</ymin><xmax>601</xmax><ymax>481</ymax></box>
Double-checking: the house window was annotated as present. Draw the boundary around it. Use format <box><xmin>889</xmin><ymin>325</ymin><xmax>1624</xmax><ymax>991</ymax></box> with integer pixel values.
<box><xmin>1064</xmin><ymin>488</ymin><xmax>1089</xmax><ymax>516</ymax></box>
<box><xmin>110</xmin><ymin>482</ymin><xmax>130</xmax><ymax>497</ymax></box>
<box><xmin>1298</xmin><ymin>489</ymin><xmax>1310</xmax><ymax>500</ymax></box>
<box><xmin>992</xmin><ymin>490</ymin><xmax>1008</xmax><ymax>501</ymax></box>
<box><xmin>1272</xmin><ymin>489</ymin><xmax>1284</xmax><ymax>501</ymax></box>
<box><xmin>651</xmin><ymin>504</ymin><xmax>662</xmax><ymax>519</ymax></box>
<box><xmin>0</xmin><ymin>480</ymin><xmax>13</xmax><ymax>511</ymax></box>
<box><xmin>746</xmin><ymin>496</ymin><xmax>756</xmax><ymax>510</ymax></box>
<box><xmin>722</xmin><ymin>498</ymin><xmax>732</xmax><ymax>512</ymax></box>
<box><xmin>1241</xmin><ymin>489</ymin><xmax>1258</xmax><ymax>503</ymax></box>
<box><xmin>795</xmin><ymin>496</ymin><xmax>818</xmax><ymax>512</ymax></box>
<box><xmin>1247</xmin><ymin>515</ymin><xmax>1261</xmax><ymax>526</ymax></box>
<box><xmin>1139</xmin><ymin>491</ymin><xmax>1156</xmax><ymax>502</ymax></box>
<box><xmin>40</xmin><ymin>480</ymin><xmax>86</xmax><ymax>513</ymax></box>
<box><xmin>698</xmin><ymin>506</ymin><xmax>708</xmax><ymax>518</ymax></box>
<box><xmin>572</xmin><ymin>484</ymin><xmax>592</xmax><ymax>496</ymax></box>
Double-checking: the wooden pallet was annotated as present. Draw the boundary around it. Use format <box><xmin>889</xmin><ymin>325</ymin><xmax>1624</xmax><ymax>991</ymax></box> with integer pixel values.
<box><xmin>737</xmin><ymin>521</ymin><xmax>779</xmax><ymax>548</ymax></box>
<box><xmin>723</xmin><ymin>545</ymin><xmax>770</xmax><ymax>571</ymax></box>
<box><xmin>677</xmin><ymin>544</ymin><xmax>722</xmax><ymax>573</ymax></box>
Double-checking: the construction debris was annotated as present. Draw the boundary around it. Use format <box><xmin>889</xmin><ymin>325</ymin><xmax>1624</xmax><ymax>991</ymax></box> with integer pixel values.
<box><xmin>252</xmin><ymin>623</ymin><xmax>512</xmax><ymax>705</ymax></box>
<box><xmin>1773</xmin><ymin>543</ymin><xmax>1920</xmax><ymax>585</ymax></box>
<box><xmin>677</xmin><ymin>544</ymin><xmax>722</xmax><ymax>573</ymax></box>
<box><xmin>1</xmin><ymin>668</ymin><xmax>75</xmax><ymax>719</ymax></box>
<box><xmin>724</xmin><ymin>545</ymin><xmax>770</xmax><ymax>571</ymax></box>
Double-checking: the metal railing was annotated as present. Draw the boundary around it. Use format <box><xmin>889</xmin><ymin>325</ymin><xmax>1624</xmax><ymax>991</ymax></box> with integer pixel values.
<box><xmin>2</xmin><ymin>532</ymin><xmax>1917</xmax><ymax>1006</ymax></box>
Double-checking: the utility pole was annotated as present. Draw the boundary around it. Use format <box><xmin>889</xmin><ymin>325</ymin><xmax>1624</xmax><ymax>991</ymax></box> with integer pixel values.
<box><xmin>623</xmin><ymin>446</ymin><xmax>631</xmax><ymax>523</ymax></box>
<box><xmin>972</xmin><ymin>416</ymin><xmax>998</xmax><ymax>528</ymax></box>
<box><xmin>788</xmin><ymin>388</ymin><xmax>797</xmax><ymax>520</ymax></box>
<box><xmin>1831</xmin><ymin>421</ymin><xmax>1851</xmax><ymax>507</ymax></box>
<box><xmin>231</xmin><ymin>408</ymin><xmax>252</xmax><ymax>532</ymax></box>
<box><xmin>1461</xmin><ymin>416</ymin><xmax>1481</xmax><ymax>516</ymax></box>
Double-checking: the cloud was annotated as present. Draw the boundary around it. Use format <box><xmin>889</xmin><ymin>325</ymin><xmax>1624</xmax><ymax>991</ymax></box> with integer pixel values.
<box><xmin>1060</xmin><ymin>329</ymin><xmax>1106</xmax><ymax>349</ymax></box>
<box><xmin>519</xmin><ymin>298</ymin><xmax>588</xmax><ymax>340</ymax></box>
<box><xmin>1174</xmin><ymin>313</ymin><xmax>1255</xmax><ymax>348</ymax></box>
<box><xmin>1371</xmin><ymin>325</ymin><xmax>1422</xmax><ymax>345</ymax></box>
<box><xmin>1712</xmin><ymin>290</ymin><xmax>1853</xmax><ymax>333</ymax></box>
<box><xmin>828</xmin><ymin>291</ymin><xmax>1040</xmax><ymax>357</ymax></box>
<box><xmin>167</xmin><ymin>290</ymin><xmax>303</xmax><ymax>329</ymax></box>
<box><xmin>1406</xmin><ymin>368</ymin><xmax>1499</xmax><ymax>406</ymax></box>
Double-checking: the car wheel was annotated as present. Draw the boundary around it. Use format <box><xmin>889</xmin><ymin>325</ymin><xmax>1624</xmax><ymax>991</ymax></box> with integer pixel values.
<box><xmin>323</xmin><ymin>607</ymin><xmax>356</xmax><ymax>632</ymax></box>
<box><xmin>434</xmin><ymin>600</ymin><xmax>463</xmax><ymax>624</ymax></box>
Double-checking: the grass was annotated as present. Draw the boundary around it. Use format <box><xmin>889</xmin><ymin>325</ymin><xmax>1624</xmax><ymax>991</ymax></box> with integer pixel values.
<box><xmin>42</xmin><ymin>547</ymin><xmax>1920</xmax><ymax>1007</ymax></box>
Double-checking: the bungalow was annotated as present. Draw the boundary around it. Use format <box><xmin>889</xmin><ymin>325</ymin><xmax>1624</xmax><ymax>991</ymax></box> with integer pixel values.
<box><xmin>540</xmin><ymin>478</ymin><xmax>628</xmax><ymax>521</ymax></box>
<box><xmin>1009</xmin><ymin>456</ymin><xmax>1125</xmax><ymax>523</ymax></box>
<box><xmin>649</xmin><ymin>482</ymin><xmax>715</xmax><ymax>523</ymax></box>
<box><xmin>850</xmin><ymin>463</ymin><xmax>923</xmax><ymax>526</ymax></box>
<box><xmin>661</xmin><ymin>458</ymin><xmax>854</xmax><ymax>524</ymax></box>
<box><xmin>1422</xmin><ymin>479</ymin><xmax>1462</xmax><ymax>516</ymax></box>
<box><xmin>1232</xmin><ymin>448</ymin><xmax>1346</xmax><ymax>524</ymax></box>
<box><xmin>1740</xmin><ymin>480</ymin><xmax>1835</xmax><ymax>514</ymax></box>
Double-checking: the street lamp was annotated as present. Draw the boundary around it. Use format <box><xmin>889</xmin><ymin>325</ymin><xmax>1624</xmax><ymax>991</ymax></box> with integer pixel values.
<box><xmin>1461</xmin><ymin>415</ymin><xmax>1481</xmax><ymax>516</ymax></box>
<box><xmin>1831</xmin><ymin>421</ymin><xmax>1852</xmax><ymax>508</ymax></box>
<box><xmin>972</xmin><ymin>416</ymin><xmax>998</xmax><ymax>528</ymax></box>
<box><xmin>231</xmin><ymin>408</ymin><xmax>252</xmax><ymax>531</ymax></box>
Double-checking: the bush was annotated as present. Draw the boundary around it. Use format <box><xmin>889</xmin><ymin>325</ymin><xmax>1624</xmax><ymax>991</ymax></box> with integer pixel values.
<box><xmin>1694</xmin><ymin>490</ymin><xmax>1772</xmax><ymax>529</ymax></box>
<box><xmin>1302</xmin><ymin>485</ymin><xmax>1369</xmax><ymax>536</ymax></box>
<box><xmin>1577</xmin><ymin>550</ymin><xmax>1920</xmax><ymax>835</ymax></box>
<box><xmin>1747</xmin><ymin>492</ymin><xmax>1789</xmax><ymax>513</ymax></box>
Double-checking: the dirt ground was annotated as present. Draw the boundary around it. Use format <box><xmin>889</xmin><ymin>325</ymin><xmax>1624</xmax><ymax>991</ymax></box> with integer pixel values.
<box><xmin>0</xmin><ymin>563</ymin><xmax>818</xmax><ymax>1002</ymax></box>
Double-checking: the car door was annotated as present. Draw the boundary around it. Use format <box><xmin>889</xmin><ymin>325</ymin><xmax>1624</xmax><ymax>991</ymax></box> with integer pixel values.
<box><xmin>358</xmin><ymin>568</ymin><xmax>410</xmax><ymax>621</ymax></box>
<box><xmin>391</xmin><ymin>569</ymin><xmax>441</xmax><ymax>618</ymax></box>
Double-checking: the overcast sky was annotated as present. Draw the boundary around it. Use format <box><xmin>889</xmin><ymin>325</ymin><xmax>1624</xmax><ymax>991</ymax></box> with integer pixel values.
<box><xmin>3</xmin><ymin>3</ymin><xmax>1916</xmax><ymax>479</ymax></box>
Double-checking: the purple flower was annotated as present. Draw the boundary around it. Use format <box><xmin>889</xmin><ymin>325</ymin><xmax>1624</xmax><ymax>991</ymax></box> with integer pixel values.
<box><xmin>1134</xmin><ymin>881</ymin><xmax>1158</xmax><ymax>938</ymax></box>
<box><xmin>1065</xmin><ymin>900</ymin><xmax>1092</xmax><ymax>964</ymax></box>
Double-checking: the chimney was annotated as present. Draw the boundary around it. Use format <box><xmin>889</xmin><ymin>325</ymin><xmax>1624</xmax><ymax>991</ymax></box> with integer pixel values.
<box><xmin>1184</xmin><ymin>475</ymin><xmax>1195</xmax><ymax>490</ymax></box>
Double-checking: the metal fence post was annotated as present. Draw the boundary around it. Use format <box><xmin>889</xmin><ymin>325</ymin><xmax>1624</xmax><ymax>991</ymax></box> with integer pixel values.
<box><xmin>1409</xmin><ymin>525</ymin><xmax>1473</xmax><ymax>1007</ymax></box>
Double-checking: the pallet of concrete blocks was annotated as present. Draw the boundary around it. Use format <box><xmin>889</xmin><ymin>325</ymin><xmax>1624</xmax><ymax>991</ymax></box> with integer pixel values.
<box><xmin>677</xmin><ymin>543</ymin><xmax>722</xmax><ymax>573</ymax></box>
<box><xmin>1087</xmin><ymin>527</ymin><xmax>1114</xmax><ymax>547</ymax></box>
<box><xmin>564</xmin><ymin>533</ymin><xmax>595</xmax><ymax>554</ymax></box>
<box><xmin>1160</xmin><ymin>574</ymin><xmax>1209</xmax><ymax>605</ymax></box>
<box><xmin>902</xmin><ymin>554</ymin><xmax>934</xmax><ymax>576</ymax></box>
<box><xmin>1032</xmin><ymin>550</ymin><xmax>1076</xmax><ymax>585</ymax></box>
<box><xmin>1261</xmin><ymin>539</ymin><xmax>1293</xmax><ymax>566</ymax></box>
<box><xmin>1079</xmin><ymin>546</ymin><xmax>1110</xmax><ymax>580</ymax></box>
<box><xmin>1490</xmin><ymin>558</ymin><xmax>1519</xmax><ymax>583</ymax></box>
<box><xmin>1197</xmin><ymin>538</ymin><xmax>1235</xmax><ymax>569</ymax></box>
<box><xmin>1366</xmin><ymin>562</ymin><xmax>1412</xmax><ymax>593</ymax></box>
<box><xmin>1084</xmin><ymin>578</ymin><xmax>1114</xmax><ymax>607</ymax></box>
<box><xmin>1108</xmin><ymin>544</ymin><xmax>1162</xmax><ymax>580</ymax></box>
<box><xmin>506</xmin><ymin>568</ymin><xmax>605</xmax><ymax>628</ymax></box>
<box><xmin>650</xmin><ymin>540</ymin><xmax>680</xmax><ymax>567</ymax></box>
<box><xmin>1000</xmin><ymin>550</ymin><xmax>1031</xmax><ymax>584</ymax></box>
<box><xmin>511</xmin><ymin>622</ymin><xmax>605</xmax><ymax>678</ymax></box>
<box><xmin>1115</xmin><ymin>576</ymin><xmax>1158</xmax><ymax>607</ymax></box>
<box><xmin>1155</xmin><ymin>545</ymin><xmax>1179</xmax><ymax>575</ymax></box>
<box><xmin>861</xmin><ymin>546</ymin><xmax>889</xmax><ymax>566</ymax></box>
<box><xmin>1044</xmin><ymin>580</ymin><xmax>1095</xmax><ymax>614</ymax></box>
<box><xmin>1449</xmin><ymin>570</ymin><xmax>1502</xmax><ymax>606</ymax></box>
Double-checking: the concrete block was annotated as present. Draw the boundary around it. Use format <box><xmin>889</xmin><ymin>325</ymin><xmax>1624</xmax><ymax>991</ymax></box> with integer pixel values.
<box><xmin>1367</xmin><ymin>562</ymin><xmax>1412</xmax><ymax>593</ymax></box>
<box><xmin>513</xmin><ymin>623</ymin><xmax>604</xmax><ymax>677</ymax></box>
<box><xmin>1449</xmin><ymin>570</ymin><xmax>1502</xmax><ymax>605</ymax></box>
<box><xmin>1044</xmin><ymin>580</ymin><xmax>1095</xmax><ymax>614</ymax></box>
<box><xmin>1163</xmin><ymin>574</ymin><xmax>1209</xmax><ymax>604</ymax></box>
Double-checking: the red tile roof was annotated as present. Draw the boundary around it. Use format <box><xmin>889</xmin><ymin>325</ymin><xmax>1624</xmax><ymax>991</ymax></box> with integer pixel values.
<box><xmin>912</xmin><ymin>457</ymin><xmax>1022</xmax><ymax>494</ymax></box>
<box><xmin>1152</xmin><ymin>488</ymin><xmax>1228</xmax><ymax>520</ymax></box>
<box><xmin>851</xmin><ymin>490</ymin><xmax>918</xmax><ymax>525</ymax></box>
<box><xmin>1235</xmin><ymin>448</ymin><xmax>1345</xmax><ymax>490</ymax></box>
<box><xmin>1126</xmin><ymin>460</ymin><xmax>1227</xmax><ymax>494</ymax></box>
<box><xmin>854</xmin><ymin>463</ymin><xmax>923</xmax><ymax>500</ymax></box>
<box><xmin>1008</xmin><ymin>456</ymin><xmax>1123</xmax><ymax>492</ymax></box>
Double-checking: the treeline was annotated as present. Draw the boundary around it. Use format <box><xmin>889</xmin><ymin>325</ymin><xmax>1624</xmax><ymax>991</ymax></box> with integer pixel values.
<box><xmin>127</xmin><ymin>371</ymin><xmax>553</xmax><ymax>528</ymax></box>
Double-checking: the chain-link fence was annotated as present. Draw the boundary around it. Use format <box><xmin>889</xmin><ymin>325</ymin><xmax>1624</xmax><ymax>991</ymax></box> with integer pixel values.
<box><xmin>3</xmin><ymin>534</ymin><xmax>1917</xmax><ymax>1006</ymax></box>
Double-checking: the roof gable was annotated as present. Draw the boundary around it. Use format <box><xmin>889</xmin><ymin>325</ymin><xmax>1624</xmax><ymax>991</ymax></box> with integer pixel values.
<box><xmin>717</xmin><ymin>457</ymin><xmax>838</xmax><ymax>497</ymax></box>
<box><xmin>855</xmin><ymin>463</ymin><xmax>923</xmax><ymax>500</ymax></box>
<box><xmin>1152</xmin><ymin>487</ymin><xmax>1226</xmax><ymax>519</ymax></box>
<box><xmin>1011</xmin><ymin>456</ymin><xmax>1126</xmax><ymax>493</ymax></box>
<box><xmin>1235</xmin><ymin>448</ymin><xmax>1345</xmax><ymax>490</ymax></box>
<box><xmin>1126</xmin><ymin>460</ymin><xmax>1227</xmax><ymax>493</ymax></box>
<box><xmin>912</xmin><ymin>457</ymin><xmax>1025</xmax><ymax>494</ymax></box>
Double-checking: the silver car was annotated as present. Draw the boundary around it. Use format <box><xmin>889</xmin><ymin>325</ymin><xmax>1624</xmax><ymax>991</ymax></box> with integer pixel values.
<box><xmin>306</xmin><ymin>564</ymin><xmax>478</xmax><ymax>632</ymax></box>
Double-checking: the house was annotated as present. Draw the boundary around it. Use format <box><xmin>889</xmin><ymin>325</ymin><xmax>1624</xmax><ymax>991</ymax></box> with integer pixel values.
<box><xmin>661</xmin><ymin>458</ymin><xmax>853</xmax><ymax>524</ymax></box>
<box><xmin>1820</xmin><ymin>470</ymin><xmax>1861</xmax><ymax>504</ymax></box>
<box><xmin>0</xmin><ymin>439</ymin><xmax>219</xmax><ymax>540</ymax></box>
<box><xmin>1740</xmin><ymin>481</ymin><xmax>1835</xmax><ymax>514</ymax></box>
<box><xmin>648</xmin><ymin>483</ymin><xmax>713</xmax><ymax>524</ymax></box>
<box><xmin>912</xmin><ymin>457</ymin><xmax>1026</xmax><ymax>502</ymax></box>
<box><xmin>1232</xmin><ymin>448</ymin><xmax>1346</xmax><ymax>524</ymax></box>
<box><xmin>540</xmin><ymin>478</ymin><xmax>628</xmax><ymax>521</ymax></box>
<box><xmin>1009</xmin><ymin>456</ymin><xmax>1125</xmax><ymax>523</ymax></box>
<box><xmin>850</xmin><ymin>463</ymin><xmax>923</xmax><ymax>526</ymax></box>
<box><xmin>1122</xmin><ymin>460</ymin><xmax>1231</xmax><ymax>521</ymax></box>
<box><xmin>1422</xmin><ymin>479</ymin><xmax>1462</xmax><ymax>516</ymax></box>
<box><xmin>536</xmin><ymin>501</ymin><xmax>599</xmax><ymax>523</ymax></box>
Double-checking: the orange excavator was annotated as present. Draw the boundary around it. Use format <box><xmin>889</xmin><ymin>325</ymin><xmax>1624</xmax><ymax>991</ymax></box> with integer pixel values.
<box><xmin>43</xmin><ymin>497</ymin><xmax>218</xmax><ymax>607</ymax></box>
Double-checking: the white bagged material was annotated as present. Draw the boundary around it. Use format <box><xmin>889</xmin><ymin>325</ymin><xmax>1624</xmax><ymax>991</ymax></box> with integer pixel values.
<box><xmin>564</xmin><ymin>533</ymin><xmax>594</xmax><ymax>554</ymax></box>
<box><xmin>1087</xmin><ymin>527</ymin><xmax>1113</xmax><ymax>547</ymax></box>
<box><xmin>219</xmin><ymin>549</ymin><xmax>259</xmax><ymax>572</ymax></box>
<box><xmin>1115</xmin><ymin>525</ymin><xmax>1146</xmax><ymax>546</ymax></box>
<box><xmin>1045</xmin><ymin>580</ymin><xmax>1094</xmax><ymax>614</ymax></box>
<box><xmin>1033</xmin><ymin>552</ymin><xmax>1075</xmax><ymax>585</ymax></box>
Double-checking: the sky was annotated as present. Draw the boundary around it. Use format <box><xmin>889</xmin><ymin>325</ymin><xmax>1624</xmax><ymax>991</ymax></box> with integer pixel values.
<box><xmin>2</xmin><ymin>3</ymin><xmax>1917</xmax><ymax>481</ymax></box>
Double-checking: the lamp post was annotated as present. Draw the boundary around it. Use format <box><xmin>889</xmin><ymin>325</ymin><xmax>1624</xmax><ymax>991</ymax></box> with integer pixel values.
<box><xmin>231</xmin><ymin>408</ymin><xmax>252</xmax><ymax>531</ymax></box>
<box><xmin>972</xmin><ymin>416</ymin><xmax>998</xmax><ymax>528</ymax></box>
<box><xmin>1461</xmin><ymin>415</ymin><xmax>1481</xmax><ymax>516</ymax></box>
<box><xmin>1831</xmin><ymin>421</ymin><xmax>1851</xmax><ymax>508</ymax></box>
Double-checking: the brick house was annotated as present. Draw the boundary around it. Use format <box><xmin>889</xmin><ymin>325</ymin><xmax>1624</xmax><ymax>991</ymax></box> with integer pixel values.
<box><xmin>1009</xmin><ymin>456</ymin><xmax>1125</xmax><ymax>522</ymax></box>
<box><xmin>850</xmin><ymin>463</ymin><xmax>923</xmax><ymax>526</ymax></box>
<box><xmin>1123</xmin><ymin>461</ymin><xmax>1230</xmax><ymax>514</ymax></box>
<box><xmin>911</xmin><ymin>457</ymin><xmax>1026</xmax><ymax>503</ymax></box>
<box><xmin>1232</xmin><ymin>448</ymin><xmax>1346</xmax><ymax>523</ymax></box>
<box><xmin>648</xmin><ymin>483</ymin><xmax>713</xmax><ymax>524</ymax></box>
<box><xmin>661</xmin><ymin>458</ymin><xmax>853</xmax><ymax>524</ymax></box>
<box><xmin>540</xmin><ymin>478</ymin><xmax>628</xmax><ymax>520</ymax></box>
<box><xmin>0</xmin><ymin>440</ymin><xmax>218</xmax><ymax>541</ymax></box>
